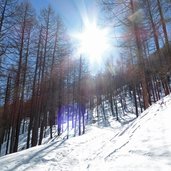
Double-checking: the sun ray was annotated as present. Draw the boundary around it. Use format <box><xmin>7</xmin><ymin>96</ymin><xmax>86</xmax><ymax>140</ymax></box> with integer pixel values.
<box><xmin>72</xmin><ymin>21</ymin><xmax>111</xmax><ymax>69</ymax></box>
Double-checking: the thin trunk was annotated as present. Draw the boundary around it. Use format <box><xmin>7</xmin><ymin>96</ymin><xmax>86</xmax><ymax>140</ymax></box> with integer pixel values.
<box><xmin>113</xmin><ymin>97</ymin><xmax>119</xmax><ymax>121</ymax></box>
<box><xmin>132</xmin><ymin>84</ymin><xmax>138</xmax><ymax>117</ymax></box>
<box><xmin>14</xmin><ymin>28</ymin><xmax>31</xmax><ymax>152</ymax></box>
<box><xmin>78</xmin><ymin>56</ymin><xmax>82</xmax><ymax>136</ymax></box>
<box><xmin>157</xmin><ymin>0</ymin><xmax>170</xmax><ymax>54</ymax></box>
<box><xmin>5</xmin><ymin>126</ymin><xmax>10</xmax><ymax>155</ymax></box>
<box><xmin>130</xmin><ymin>0</ymin><xmax>149</xmax><ymax>109</ymax></box>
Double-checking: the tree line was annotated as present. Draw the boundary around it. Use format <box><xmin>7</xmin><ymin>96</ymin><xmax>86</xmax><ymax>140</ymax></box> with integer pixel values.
<box><xmin>98</xmin><ymin>0</ymin><xmax>171</xmax><ymax>116</ymax></box>
<box><xmin>0</xmin><ymin>0</ymin><xmax>91</xmax><ymax>155</ymax></box>
<box><xmin>0</xmin><ymin>0</ymin><xmax>171</xmax><ymax>156</ymax></box>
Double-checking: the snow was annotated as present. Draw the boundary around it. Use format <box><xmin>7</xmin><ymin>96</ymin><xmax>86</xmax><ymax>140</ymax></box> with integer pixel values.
<box><xmin>0</xmin><ymin>95</ymin><xmax>171</xmax><ymax>170</ymax></box>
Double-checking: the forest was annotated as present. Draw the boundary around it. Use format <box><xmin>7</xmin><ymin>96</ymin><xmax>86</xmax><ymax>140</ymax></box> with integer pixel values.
<box><xmin>0</xmin><ymin>0</ymin><xmax>171</xmax><ymax>156</ymax></box>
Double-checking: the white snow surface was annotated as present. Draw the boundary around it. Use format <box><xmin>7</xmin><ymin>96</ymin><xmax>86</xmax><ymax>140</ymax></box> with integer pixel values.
<box><xmin>0</xmin><ymin>95</ymin><xmax>171</xmax><ymax>171</ymax></box>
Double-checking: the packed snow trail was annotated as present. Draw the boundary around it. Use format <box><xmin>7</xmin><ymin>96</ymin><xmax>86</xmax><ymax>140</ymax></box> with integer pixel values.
<box><xmin>0</xmin><ymin>126</ymin><xmax>123</xmax><ymax>171</ymax></box>
<box><xmin>0</xmin><ymin>95</ymin><xmax>171</xmax><ymax>170</ymax></box>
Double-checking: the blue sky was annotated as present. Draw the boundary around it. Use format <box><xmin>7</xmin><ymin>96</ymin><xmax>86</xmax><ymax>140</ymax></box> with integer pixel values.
<box><xmin>30</xmin><ymin>0</ymin><xmax>98</xmax><ymax>32</ymax></box>
<box><xmin>29</xmin><ymin>0</ymin><xmax>118</xmax><ymax>73</ymax></box>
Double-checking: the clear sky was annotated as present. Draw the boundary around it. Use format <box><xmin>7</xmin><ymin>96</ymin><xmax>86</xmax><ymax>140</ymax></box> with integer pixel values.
<box><xmin>30</xmin><ymin>0</ymin><xmax>99</xmax><ymax>32</ymax></box>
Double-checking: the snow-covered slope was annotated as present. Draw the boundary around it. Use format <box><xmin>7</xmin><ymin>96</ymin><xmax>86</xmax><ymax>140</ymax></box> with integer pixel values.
<box><xmin>0</xmin><ymin>95</ymin><xmax>171</xmax><ymax>171</ymax></box>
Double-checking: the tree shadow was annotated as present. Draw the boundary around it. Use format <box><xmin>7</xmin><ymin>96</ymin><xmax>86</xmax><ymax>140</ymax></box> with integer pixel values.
<box><xmin>118</xmin><ymin>116</ymin><xmax>136</xmax><ymax>126</ymax></box>
<box><xmin>7</xmin><ymin>138</ymin><xmax>67</xmax><ymax>171</ymax></box>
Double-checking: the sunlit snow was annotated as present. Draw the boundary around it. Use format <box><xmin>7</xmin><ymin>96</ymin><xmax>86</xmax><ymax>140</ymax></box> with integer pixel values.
<box><xmin>0</xmin><ymin>95</ymin><xmax>171</xmax><ymax>171</ymax></box>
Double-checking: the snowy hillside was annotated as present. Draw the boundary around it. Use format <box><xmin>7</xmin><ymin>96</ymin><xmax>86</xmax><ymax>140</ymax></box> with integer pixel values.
<box><xmin>0</xmin><ymin>95</ymin><xmax>171</xmax><ymax>171</ymax></box>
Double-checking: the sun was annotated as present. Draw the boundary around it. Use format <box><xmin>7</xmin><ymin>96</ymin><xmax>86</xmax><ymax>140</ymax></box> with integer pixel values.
<box><xmin>73</xmin><ymin>22</ymin><xmax>111</xmax><ymax>66</ymax></box>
